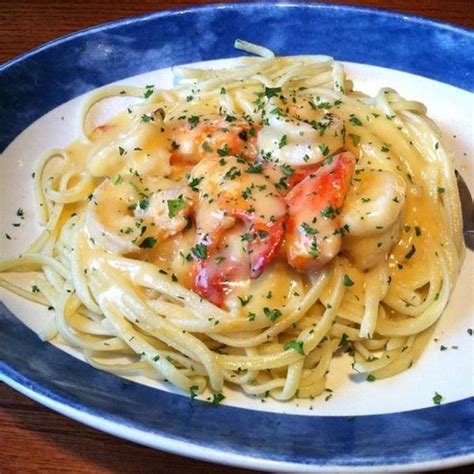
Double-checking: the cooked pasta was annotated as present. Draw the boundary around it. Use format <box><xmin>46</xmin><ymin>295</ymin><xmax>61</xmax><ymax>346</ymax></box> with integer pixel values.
<box><xmin>0</xmin><ymin>40</ymin><xmax>464</xmax><ymax>402</ymax></box>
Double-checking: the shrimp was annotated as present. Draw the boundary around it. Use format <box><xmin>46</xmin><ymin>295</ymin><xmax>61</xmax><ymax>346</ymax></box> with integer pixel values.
<box><xmin>167</xmin><ymin>115</ymin><xmax>259</xmax><ymax>165</ymax></box>
<box><xmin>87</xmin><ymin>111</ymin><xmax>172</xmax><ymax>178</ymax></box>
<box><xmin>341</xmin><ymin>168</ymin><xmax>406</xmax><ymax>270</ymax></box>
<box><xmin>257</xmin><ymin>95</ymin><xmax>345</xmax><ymax>167</ymax></box>
<box><xmin>86</xmin><ymin>175</ymin><xmax>194</xmax><ymax>254</ymax></box>
<box><xmin>285</xmin><ymin>152</ymin><xmax>355</xmax><ymax>272</ymax></box>
<box><xmin>188</xmin><ymin>155</ymin><xmax>288</xmax><ymax>306</ymax></box>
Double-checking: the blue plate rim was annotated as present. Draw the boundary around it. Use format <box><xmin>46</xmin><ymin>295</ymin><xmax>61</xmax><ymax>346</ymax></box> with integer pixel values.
<box><xmin>3</xmin><ymin>375</ymin><xmax>473</xmax><ymax>472</ymax></box>
<box><xmin>1</xmin><ymin>2</ymin><xmax>473</xmax><ymax>470</ymax></box>
<box><xmin>1</xmin><ymin>1</ymin><xmax>473</xmax><ymax>74</ymax></box>
<box><xmin>2</xmin><ymin>347</ymin><xmax>473</xmax><ymax>472</ymax></box>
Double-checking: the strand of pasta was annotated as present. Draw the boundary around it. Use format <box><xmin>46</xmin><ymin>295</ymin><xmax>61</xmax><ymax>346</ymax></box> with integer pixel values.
<box><xmin>87</xmin><ymin>261</ymin><xmax>224</xmax><ymax>391</ymax></box>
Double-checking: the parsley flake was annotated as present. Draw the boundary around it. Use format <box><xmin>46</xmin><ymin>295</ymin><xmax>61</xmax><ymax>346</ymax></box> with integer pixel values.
<box><xmin>433</xmin><ymin>392</ymin><xmax>443</xmax><ymax>405</ymax></box>
<box><xmin>139</xmin><ymin>237</ymin><xmax>157</xmax><ymax>249</ymax></box>
<box><xmin>349</xmin><ymin>134</ymin><xmax>360</xmax><ymax>146</ymax></box>
<box><xmin>246</xmin><ymin>163</ymin><xmax>263</xmax><ymax>174</ymax></box>
<box><xmin>191</xmin><ymin>243</ymin><xmax>208</xmax><ymax>260</ymax></box>
<box><xmin>343</xmin><ymin>274</ymin><xmax>354</xmax><ymax>287</ymax></box>
<box><xmin>264</xmin><ymin>86</ymin><xmax>282</xmax><ymax>99</ymax></box>
<box><xmin>111</xmin><ymin>174</ymin><xmax>122</xmax><ymax>185</ymax></box>
<box><xmin>210</xmin><ymin>393</ymin><xmax>225</xmax><ymax>406</ymax></box>
<box><xmin>284</xmin><ymin>340</ymin><xmax>305</xmax><ymax>355</ymax></box>
<box><xmin>263</xmin><ymin>307</ymin><xmax>282</xmax><ymax>322</ymax></box>
<box><xmin>247</xmin><ymin>312</ymin><xmax>256</xmax><ymax>321</ymax></box>
<box><xmin>319</xmin><ymin>143</ymin><xmax>330</xmax><ymax>156</ymax></box>
<box><xmin>143</xmin><ymin>88</ymin><xmax>154</xmax><ymax>99</ymax></box>
<box><xmin>238</xmin><ymin>295</ymin><xmax>253</xmax><ymax>307</ymax></box>
<box><xmin>349</xmin><ymin>115</ymin><xmax>362</xmax><ymax>126</ymax></box>
<box><xmin>190</xmin><ymin>385</ymin><xmax>199</xmax><ymax>399</ymax></box>
<box><xmin>167</xmin><ymin>197</ymin><xmax>186</xmax><ymax>218</ymax></box>
<box><xmin>188</xmin><ymin>176</ymin><xmax>203</xmax><ymax>192</ymax></box>
<box><xmin>188</xmin><ymin>115</ymin><xmax>200</xmax><ymax>128</ymax></box>
<box><xmin>301</xmin><ymin>222</ymin><xmax>317</xmax><ymax>235</ymax></box>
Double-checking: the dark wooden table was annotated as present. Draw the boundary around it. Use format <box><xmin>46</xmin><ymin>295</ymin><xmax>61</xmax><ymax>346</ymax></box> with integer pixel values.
<box><xmin>0</xmin><ymin>1</ymin><xmax>472</xmax><ymax>472</ymax></box>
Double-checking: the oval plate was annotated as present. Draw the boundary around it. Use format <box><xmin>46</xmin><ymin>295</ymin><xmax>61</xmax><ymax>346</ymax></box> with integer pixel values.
<box><xmin>0</xmin><ymin>3</ymin><xmax>473</xmax><ymax>471</ymax></box>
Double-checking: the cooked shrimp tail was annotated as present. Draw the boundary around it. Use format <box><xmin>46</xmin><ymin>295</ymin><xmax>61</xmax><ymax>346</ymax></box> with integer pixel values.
<box><xmin>285</xmin><ymin>152</ymin><xmax>355</xmax><ymax>272</ymax></box>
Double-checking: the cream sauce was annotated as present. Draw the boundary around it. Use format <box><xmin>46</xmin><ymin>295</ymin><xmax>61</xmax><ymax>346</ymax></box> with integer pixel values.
<box><xmin>57</xmin><ymin>89</ymin><xmax>449</xmax><ymax>311</ymax></box>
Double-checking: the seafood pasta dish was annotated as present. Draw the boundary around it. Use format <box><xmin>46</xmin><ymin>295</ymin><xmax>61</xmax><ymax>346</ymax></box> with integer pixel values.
<box><xmin>0</xmin><ymin>41</ymin><xmax>464</xmax><ymax>402</ymax></box>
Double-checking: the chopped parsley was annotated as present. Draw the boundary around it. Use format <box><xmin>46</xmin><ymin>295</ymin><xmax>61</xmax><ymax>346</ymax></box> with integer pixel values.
<box><xmin>223</xmin><ymin>166</ymin><xmax>241</xmax><ymax>180</ymax></box>
<box><xmin>349</xmin><ymin>115</ymin><xmax>362</xmax><ymax>126</ymax></box>
<box><xmin>284</xmin><ymin>340</ymin><xmax>305</xmax><ymax>355</ymax></box>
<box><xmin>301</xmin><ymin>222</ymin><xmax>318</xmax><ymax>235</ymax></box>
<box><xmin>338</xmin><ymin>332</ymin><xmax>349</xmax><ymax>347</ymax></box>
<box><xmin>366</xmin><ymin>374</ymin><xmax>376</xmax><ymax>382</ymax></box>
<box><xmin>217</xmin><ymin>144</ymin><xmax>231</xmax><ymax>157</ymax></box>
<box><xmin>139</xmin><ymin>237</ymin><xmax>157</xmax><ymax>249</ymax></box>
<box><xmin>188</xmin><ymin>115</ymin><xmax>200</xmax><ymax>128</ymax></box>
<box><xmin>111</xmin><ymin>174</ymin><xmax>122</xmax><ymax>185</ymax></box>
<box><xmin>210</xmin><ymin>393</ymin><xmax>225</xmax><ymax>406</ymax></box>
<box><xmin>437</xmin><ymin>187</ymin><xmax>445</xmax><ymax>194</ymax></box>
<box><xmin>143</xmin><ymin>88</ymin><xmax>154</xmax><ymax>99</ymax></box>
<box><xmin>246</xmin><ymin>162</ymin><xmax>263</xmax><ymax>174</ymax></box>
<box><xmin>276</xmin><ymin>165</ymin><xmax>293</xmax><ymax>179</ymax></box>
<box><xmin>247</xmin><ymin>312</ymin><xmax>256</xmax><ymax>321</ymax></box>
<box><xmin>138</xmin><ymin>197</ymin><xmax>150</xmax><ymax>211</ymax></box>
<box><xmin>343</xmin><ymin>274</ymin><xmax>354</xmax><ymax>287</ymax></box>
<box><xmin>349</xmin><ymin>133</ymin><xmax>360</xmax><ymax>146</ymax></box>
<box><xmin>191</xmin><ymin>243</ymin><xmax>208</xmax><ymax>260</ymax></box>
<box><xmin>201</xmin><ymin>141</ymin><xmax>213</xmax><ymax>152</ymax></box>
<box><xmin>167</xmin><ymin>197</ymin><xmax>186</xmax><ymax>218</ymax></box>
<box><xmin>190</xmin><ymin>385</ymin><xmax>199</xmax><ymax>399</ymax></box>
<box><xmin>320</xmin><ymin>206</ymin><xmax>337</xmax><ymax>219</ymax></box>
<box><xmin>238</xmin><ymin>295</ymin><xmax>253</xmax><ymax>307</ymax></box>
<box><xmin>319</xmin><ymin>143</ymin><xmax>330</xmax><ymax>156</ymax></box>
<box><xmin>188</xmin><ymin>176</ymin><xmax>203</xmax><ymax>192</ymax></box>
<box><xmin>279</xmin><ymin>134</ymin><xmax>288</xmax><ymax>149</ymax></box>
<box><xmin>432</xmin><ymin>392</ymin><xmax>443</xmax><ymax>405</ymax></box>
<box><xmin>309</xmin><ymin>241</ymin><xmax>320</xmax><ymax>258</ymax></box>
<box><xmin>264</xmin><ymin>86</ymin><xmax>282</xmax><ymax>99</ymax></box>
<box><xmin>263</xmin><ymin>307</ymin><xmax>282</xmax><ymax>322</ymax></box>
